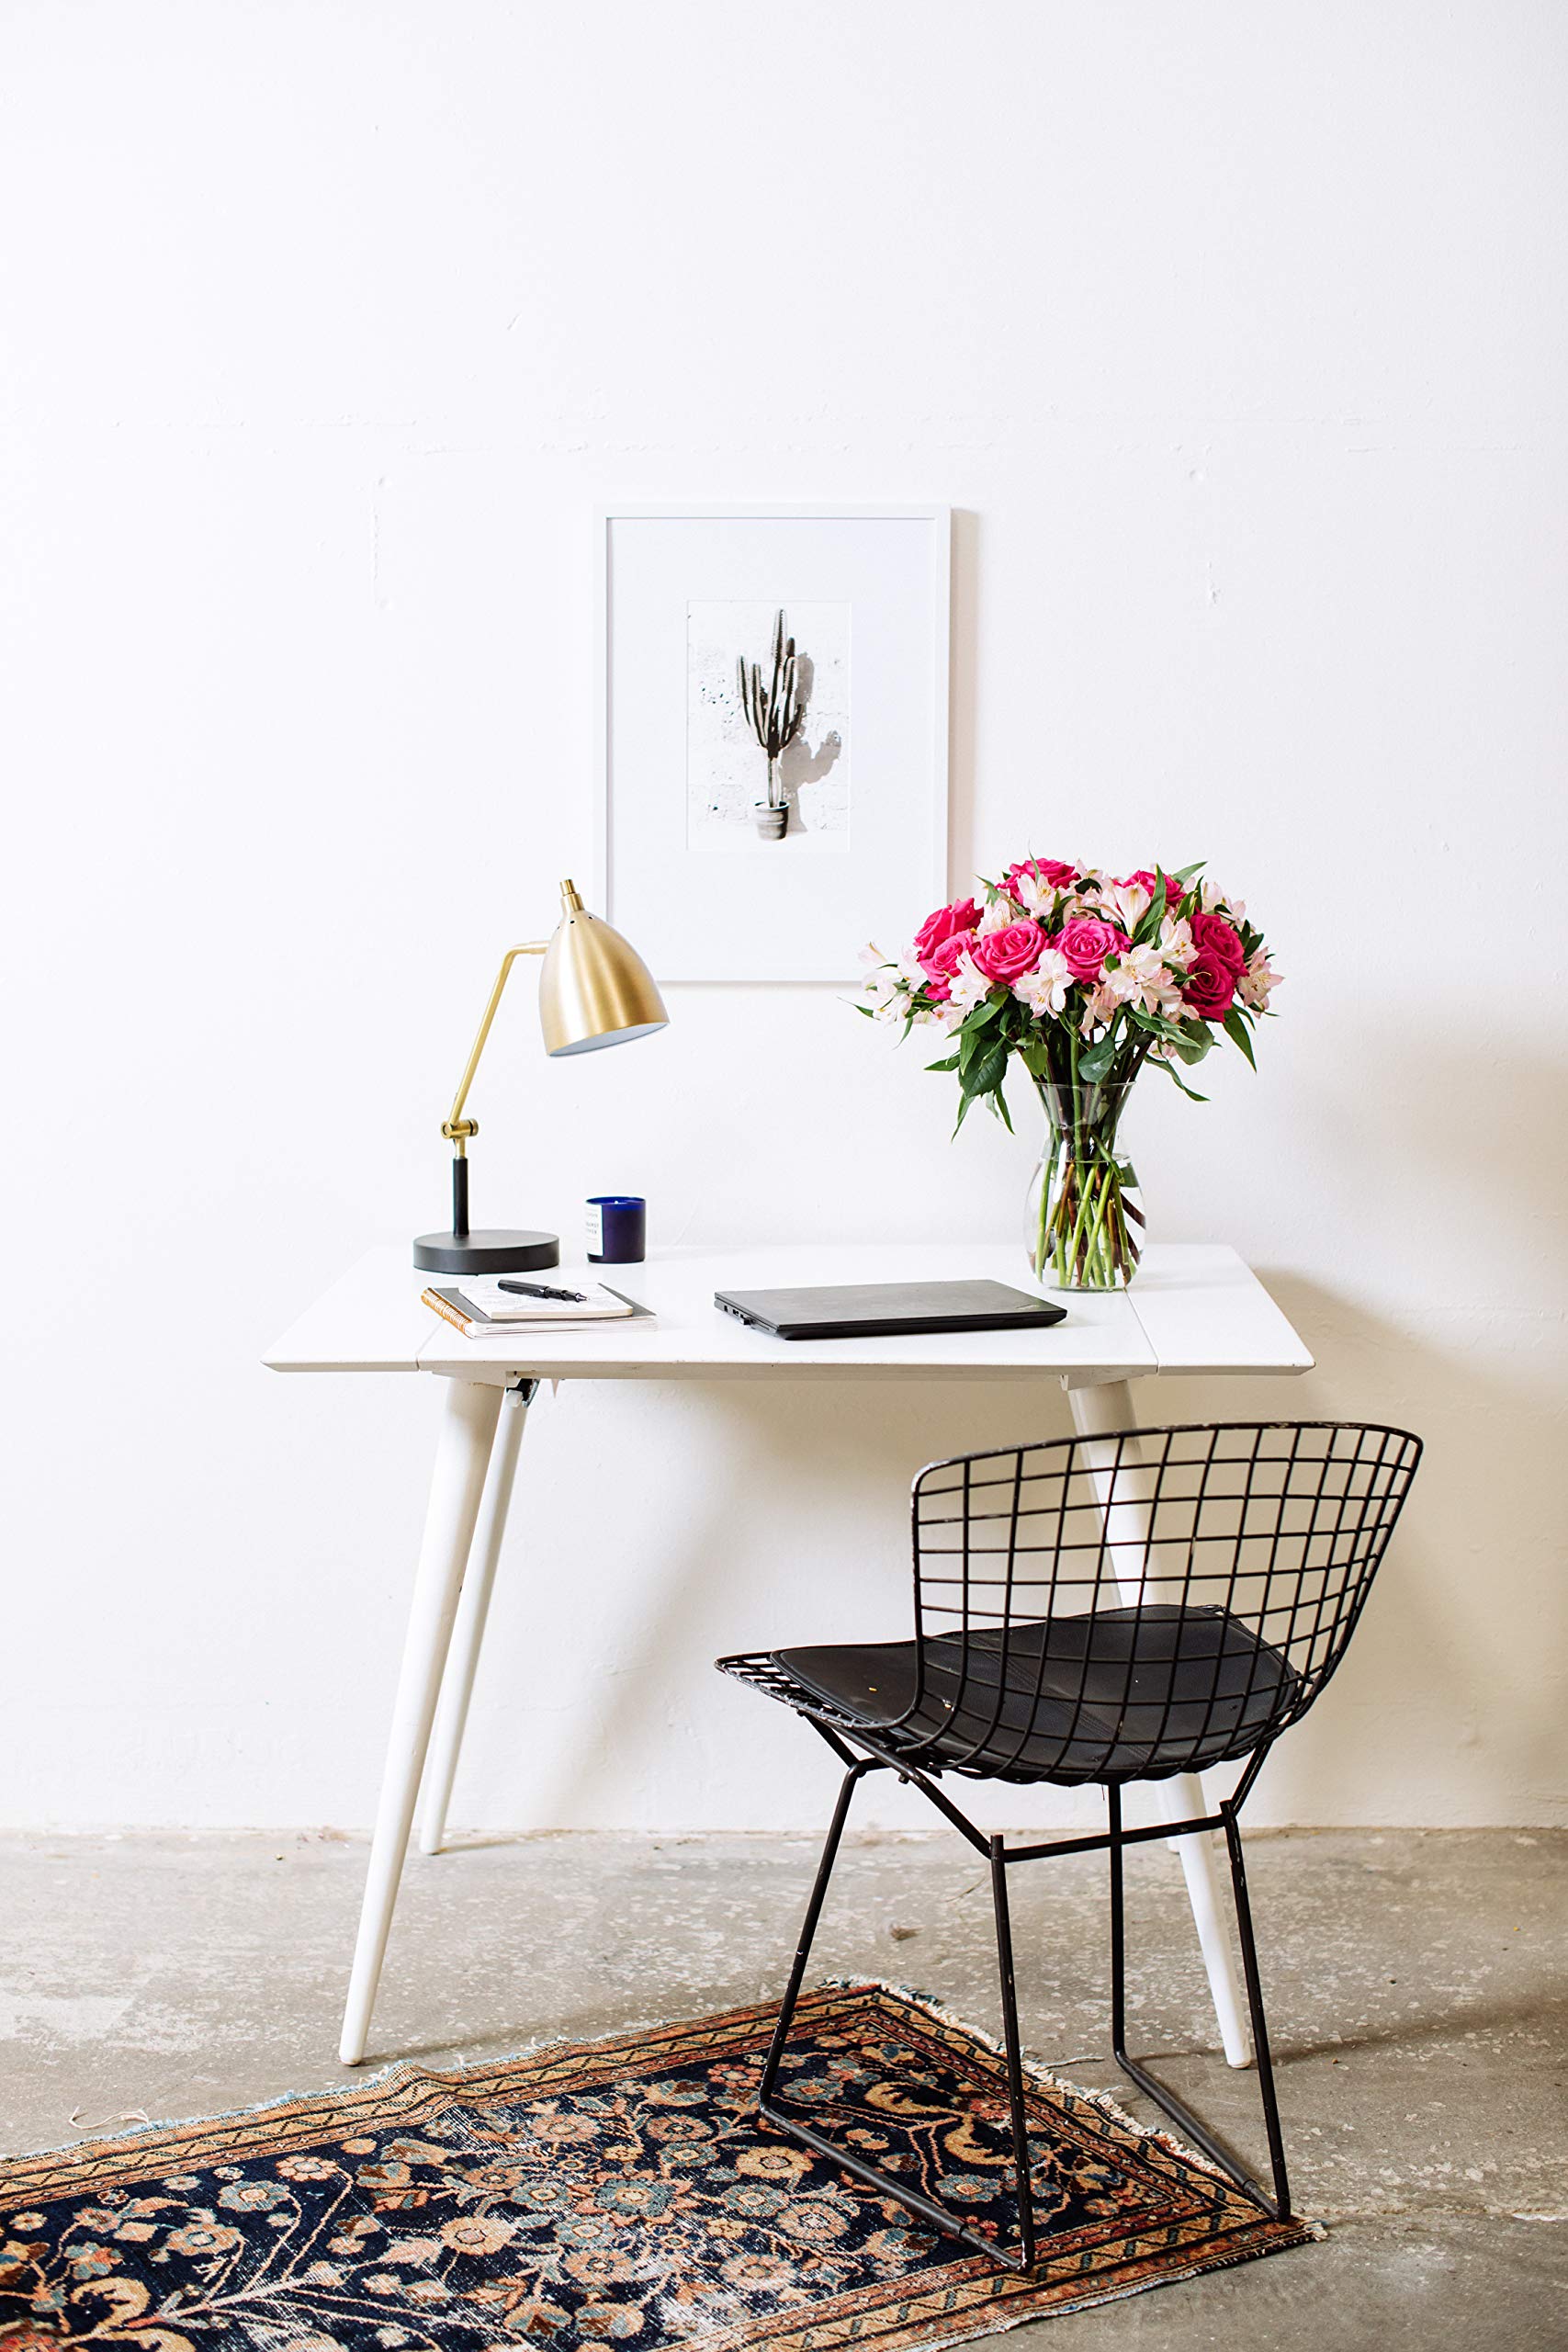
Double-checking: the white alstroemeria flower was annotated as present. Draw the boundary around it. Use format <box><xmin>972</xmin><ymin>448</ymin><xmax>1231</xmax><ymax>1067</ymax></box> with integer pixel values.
<box><xmin>1103</xmin><ymin>880</ymin><xmax>1151</xmax><ymax>933</ymax></box>
<box><xmin>1157</xmin><ymin>913</ymin><xmax>1196</xmax><ymax>967</ymax></box>
<box><xmin>1199</xmin><ymin>880</ymin><xmax>1245</xmax><ymax>922</ymax></box>
<box><xmin>945</xmin><ymin>952</ymin><xmax>996</xmax><ymax>1015</ymax></box>
<box><xmin>1081</xmin><ymin>980</ymin><xmax>1121</xmax><ymax>1031</ymax></box>
<box><xmin>1013</xmin><ymin>946</ymin><xmax>1074</xmax><ymax>1017</ymax></box>
<box><xmin>1238</xmin><ymin>954</ymin><xmax>1281</xmax><ymax>1010</ymax></box>
<box><xmin>1010</xmin><ymin>868</ymin><xmax>1056</xmax><ymax>919</ymax></box>
<box><xmin>860</xmin><ymin>957</ymin><xmax>903</xmax><ymax>1019</ymax></box>
<box><xmin>977</xmin><ymin>894</ymin><xmax>1020</xmax><ymax>935</ymax></box>
<box><xmin>1111</xmin><ymin>942</ymin><xmax>1185</xmax><ymax>1018</ymax></box>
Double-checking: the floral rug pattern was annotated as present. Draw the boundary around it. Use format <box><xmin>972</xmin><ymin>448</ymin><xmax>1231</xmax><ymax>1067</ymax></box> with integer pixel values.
<box><xmin>0</xmin><ymin>1984</ymin><xmax>1314</xmax><ymax>2352</ymax></box>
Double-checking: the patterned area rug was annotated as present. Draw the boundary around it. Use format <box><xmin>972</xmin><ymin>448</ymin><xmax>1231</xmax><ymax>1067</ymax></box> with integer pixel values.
<box><xmin>0</xmin><ymin>1983</ymin><xmax>1315</xmax><ymax>2352</ymax></box>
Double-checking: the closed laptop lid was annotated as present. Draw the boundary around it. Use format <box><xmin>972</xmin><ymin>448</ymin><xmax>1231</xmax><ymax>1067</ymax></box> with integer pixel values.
<box><xmin>713</xmin><ymin>1279</ymin><xmax>1066</xmax><ymax>1340</ymax></box>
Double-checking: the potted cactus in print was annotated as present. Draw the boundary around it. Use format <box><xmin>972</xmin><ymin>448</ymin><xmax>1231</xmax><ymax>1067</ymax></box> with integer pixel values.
<box><xmin>737</xmin><ymin>607</ymin><xmax>804</xmax><ymax>839</ymax></box>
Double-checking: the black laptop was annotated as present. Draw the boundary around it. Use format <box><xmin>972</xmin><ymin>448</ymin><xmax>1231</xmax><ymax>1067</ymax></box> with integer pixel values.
<box><xmin>713</xmin><ymin>1279</ymin><xmax>1067</xmax><ymax>1341</ymax></box>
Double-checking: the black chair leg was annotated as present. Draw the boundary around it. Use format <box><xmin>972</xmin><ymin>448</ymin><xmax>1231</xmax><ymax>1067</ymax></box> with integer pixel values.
<box><xmin>988</xmin><ymin>1835</ymin><xmax>1037</xmax><ymax>2266</ymax></box>
<box><xmin>1109</xmin><ymin>1785</ymin><xmax>1127</xmax><ymax>2052</ymax></box>
<box><xmin>1108</xmin><ymin>1785</ymin><xmax>1294</xmax><ymax>2222</ymax></box>
<box><xmin>757</xmin><ymin>1767</ymin><xmax>1035</xmax><ymax>2271</ymax></box>
<box><xmin>1222</xmin><ymin>1809</ymin><xmax>1292</xmax><ymax>2218</ymax></box>
<box><xmin>758</xmin><ymin>1758</ymin><xmax>871</xmax><ymax>2104</ymax></box>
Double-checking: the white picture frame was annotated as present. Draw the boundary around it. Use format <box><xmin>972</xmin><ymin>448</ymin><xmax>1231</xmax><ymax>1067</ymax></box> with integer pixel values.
<box><xmin>595</xmin><ymin>503</ymin><xmax>950</xmax><ymax>982</ymax></box>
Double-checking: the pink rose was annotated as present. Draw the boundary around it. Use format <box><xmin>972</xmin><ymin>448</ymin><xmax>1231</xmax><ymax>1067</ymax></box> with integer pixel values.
<box><xmin>1005</xmin><ymin>857</ymin><xmax>1078</xmax><ymax>899</ymax></box>
<box><xmin>920</xmin><ymin>932</ymin><xmax>976</xmax><ymax>1002</ymax></box>
<box><xmin>970</xmin><ymin>920</ymin><xmax>1044</xmax><ymax>985</ymax></box>
<box><xmin>912</xmin><ymin>898</ymin><xmax>980</xmax><ymax>970</ymax></box>
<box><xmin>1115</xmin><ymin>869</ymin><xmax>1158</xmax><ymax>895</ymax></box>
<box><xmin>1054</xmin><ymin>915</ymin><xmax>1129</xmax><ymax>982</ymax></box>
<box><xmin>1190</xmin><ymin>908</ymin><xmax>1246</xmax><ymax>973</ymax></box>
<box><xmin>1181</xmin><ymin>945</ymin><xmax>1237</xmax><ymax>1019</ymax></box>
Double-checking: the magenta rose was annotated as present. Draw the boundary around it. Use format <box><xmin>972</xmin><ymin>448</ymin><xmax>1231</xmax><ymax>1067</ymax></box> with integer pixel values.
<box><xmin>970</xmin><ymin>920</ymin><xmax>1044</xmax><ymax>985</ymax></box>
<box><xmin>1181</xmin><ymin>945</ymin><xmax>1237</xmax><ymax>1019</ymax></box>
<box><xmin>1054</xmin><ymin>915</ymin><xmax>1129</xmax><ymax>982</ymax></box>
<box><xmin>920</xmin><ymin>932</ymin><xmax>976</xmax><ymax>1002</ymax></box>
<box><xmin>913</xmin><ymin>897</ymin><xmax>980</xmax><ymax>970</ymax></box>
<box><xmin>1005</xmin><ymin>857</ymin><xmax>1078</xmax><ymax>899</ymax></box>
<box><xmin>1190</xmin><ymin>909</ymin><xmax>1246</xmax><ymax>973</ymax></box>
<box><xmin>1115</xmin><ymin>868</ymin><xmax>1158</xmax><ymax>895</ymax></box>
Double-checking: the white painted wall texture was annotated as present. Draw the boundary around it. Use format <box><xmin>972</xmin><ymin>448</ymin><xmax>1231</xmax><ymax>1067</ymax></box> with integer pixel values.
<box><xmin>3</xmin><ymin>3</ymin><xmax>1564</xmax><ymax>1833</ymax></box>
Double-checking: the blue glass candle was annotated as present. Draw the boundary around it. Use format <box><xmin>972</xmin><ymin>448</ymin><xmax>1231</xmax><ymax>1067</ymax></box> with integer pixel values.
<box><xmin>586</xmin><ymin>1195</ymin><xmax>646</xmax><ymax>1264</ymax></box>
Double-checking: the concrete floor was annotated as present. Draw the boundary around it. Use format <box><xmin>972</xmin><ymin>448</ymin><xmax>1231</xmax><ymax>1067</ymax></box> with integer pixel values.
<box><xmin>1</xmin><ymin>1828</ymin><xmax>1563</xmax><ymax>2348</ymax></box>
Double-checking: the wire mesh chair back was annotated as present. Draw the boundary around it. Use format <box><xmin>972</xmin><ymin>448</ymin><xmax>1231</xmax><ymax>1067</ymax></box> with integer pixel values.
<box><xmin>897</xmin><ymin>1420</ymin><xmax>1422</xmax><ymax>1785</ymax></box>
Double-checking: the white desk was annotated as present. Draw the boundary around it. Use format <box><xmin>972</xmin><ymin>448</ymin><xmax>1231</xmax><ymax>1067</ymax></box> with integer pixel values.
<box><xmin>265</xmin><ymin>1241</ymin><xmax>1312</xmax><ymax>2067</ymax></box>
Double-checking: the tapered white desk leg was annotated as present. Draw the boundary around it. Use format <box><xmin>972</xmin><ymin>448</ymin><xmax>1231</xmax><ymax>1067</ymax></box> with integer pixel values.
<box><xmin>1068</xmin><ymin>1379</ymin><xmax>1253</xmax><ymax>2070</ymax></box>
<box><xmin>339</xmin><ymin>1374</ymin><xmax>503</xmax><ymax>2066</ymax></box>
<box><xmin>418</xmin><ymin>1383</ymin><xmax>532</xmax><ymax>1857</ymax></box>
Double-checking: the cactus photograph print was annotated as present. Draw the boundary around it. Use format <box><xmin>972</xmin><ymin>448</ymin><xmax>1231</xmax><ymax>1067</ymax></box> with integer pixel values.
<box><xmin>686</xmin><ymin>600</ymin><xmax>851</xmax><ymax>850</ymax></box>
<box><xmin>600</xmin><ymin>506</ymin><xmax>947</xmax><ymax>979</ymax></box>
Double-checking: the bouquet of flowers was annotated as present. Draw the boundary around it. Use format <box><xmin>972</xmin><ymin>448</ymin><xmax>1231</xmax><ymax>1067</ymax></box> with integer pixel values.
<box><xmin>861</xmin><ymin>859</ymin><xmax>1281</xmax><ymax>1290</ymax></box>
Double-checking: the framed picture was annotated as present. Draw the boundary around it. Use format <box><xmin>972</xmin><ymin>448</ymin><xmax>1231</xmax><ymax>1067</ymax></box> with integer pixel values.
<box><xmin>595</xmin><ymin>504</ymin><xmax>950</xmax><ymax>982</ymax></box>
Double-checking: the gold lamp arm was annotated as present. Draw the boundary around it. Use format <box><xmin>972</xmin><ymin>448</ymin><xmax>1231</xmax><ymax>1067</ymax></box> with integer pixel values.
<box><xmin>440</xmin><ymin>942</ymin><xmax>549</xmax><ymax>1152</ymax></box>
<box><xmin>436</xmin><ymin>940</ymin><xmax>547</xmax><ymax>1246</ymax></box>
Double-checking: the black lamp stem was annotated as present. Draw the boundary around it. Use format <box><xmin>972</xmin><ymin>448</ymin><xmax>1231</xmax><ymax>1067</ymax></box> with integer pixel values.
<box><xmin>451</xmin><ymin>1154</ymin><xmax>470</xmax><ymax>1239</ymax></box>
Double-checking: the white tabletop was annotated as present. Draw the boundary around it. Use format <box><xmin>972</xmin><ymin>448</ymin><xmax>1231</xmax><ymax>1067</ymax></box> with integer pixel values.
<box><xmin>264</xmin><ymin>1242</ymin><xmax>1313</xmax><ymax>1387</ymax></box>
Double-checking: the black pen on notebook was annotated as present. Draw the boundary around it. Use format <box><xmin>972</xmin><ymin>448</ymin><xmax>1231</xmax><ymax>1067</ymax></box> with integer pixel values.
<box><xmin>498</xmin><ymin>1280</ymin><xmax>588</xmax><ymax>1303</ymax></box>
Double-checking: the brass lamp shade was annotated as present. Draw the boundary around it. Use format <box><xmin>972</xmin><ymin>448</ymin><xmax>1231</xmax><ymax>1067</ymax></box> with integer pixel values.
<box><xmin>539</xmin><ymin>883</ymin><xmax>670</xmax><ymax>1057</ymax></box>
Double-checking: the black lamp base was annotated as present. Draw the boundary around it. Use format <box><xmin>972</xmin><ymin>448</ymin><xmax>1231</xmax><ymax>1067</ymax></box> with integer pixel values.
<box><xmin>412</xmin><ymin>1227</ymin><xmax>560</xmax><ymax>1275</ymax></box>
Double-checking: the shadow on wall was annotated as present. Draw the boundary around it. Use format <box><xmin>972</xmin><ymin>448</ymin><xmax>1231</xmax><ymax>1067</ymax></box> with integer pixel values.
<box><xmin>947</xmin><ymin>509</ymin><xmax>979</xmax><ymax>883</ymax></box>
<box><xmin>776</xmin><ymin>650</ymin><xmax>843</xmax><ymax>826</ymax></box>
<box><xmin>512</xmin><ymin>1374</ymin><xmax>1073</xmax><ymax>1832</ymax></box>
<box><xmin>1204</xmin><ymin>1271</ymin><xmax>1567</xmax><ymax>1825</ymax></box>
<box><xmin>499</xmin><ymin>1262</ymin><xmax>1567</xmax><ymax>1833</ymax></box>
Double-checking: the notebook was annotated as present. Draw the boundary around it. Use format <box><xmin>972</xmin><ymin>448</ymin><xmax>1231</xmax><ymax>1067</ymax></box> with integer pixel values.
<box><xmin>421</xmin><ymin>1274</ymin><xmax>649</xmax><ymax>1340</ymax></box>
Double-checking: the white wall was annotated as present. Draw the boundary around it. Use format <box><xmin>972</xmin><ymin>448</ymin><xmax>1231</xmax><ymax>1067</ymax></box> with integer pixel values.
<box><xmin>3</xmin><ymin>1</ymin><xmax>1564</xmax><ymax>1834</ymax></box>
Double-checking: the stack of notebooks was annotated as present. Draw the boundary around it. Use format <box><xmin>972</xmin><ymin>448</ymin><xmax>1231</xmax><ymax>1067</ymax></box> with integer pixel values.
<box><xmin>421</xmin><ymin>1272</ymin><xmax>651</xmax><ymax>1340</ymax></box>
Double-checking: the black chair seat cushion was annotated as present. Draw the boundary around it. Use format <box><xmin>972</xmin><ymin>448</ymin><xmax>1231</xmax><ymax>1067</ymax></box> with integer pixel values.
<box><xmin>773</xmin><ymin>1603</ymin><xmax>1302</xmax><ymax>1783</ymax></box>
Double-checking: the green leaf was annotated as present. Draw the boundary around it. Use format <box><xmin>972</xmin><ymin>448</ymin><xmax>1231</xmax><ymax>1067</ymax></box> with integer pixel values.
<box><xmin>1173</xmin><ymin>1018</ymin><xmax>1214</xmax><ymax>1067</ymax></box>
<box><xmin>924</xmin><ymin>1052</ymin><xmax>960</xmax><ymax>1072</ymax></box>
<box><xmin>961</xmin><ymin>1040</ymin><xmax>1009</xmax><ymax>1097</ymax></box>
<box><xmin>958</xmin><ymin>994</ymin><xmax>1002</xmax><ymax>1039</ymax></box>
<box><xmin>1171</xmin><ymin>859</ymin><xmax>1205</xmax><ymax>885</ymax></box>
<box><xmin>1149</xmin><ymin>1055</ymin><xmax>1209</xmax><ymax>1102</ymax></box>
<box><xmin>989</xmin><ymin>1086</ymin><xmax>1015</xmax><ymax>1135</ymax></box>
<box><xmin>1128</xmin><ymin>1006</ymin><xmax>1190</xmax><ymax>1047</ymax></box>
<box><xmin>1077</xmin><ymin>1037</ymin><xmax>1117</xmax><ymax>1081</ymax></box>
<box><xmin>1223</xmin><ymin>1007</ymin><xmax>1258</xmax><ymax>1069</ymax></box>
<box><xmin>854</xmin><ymin>1002</ymin><xmax>874</xmax><ymax>1018</ymax></box>
<box><xmin>1131</xmin><ymin>868</ymin><xmax>1170</xmax><ymax>948</ymax></box>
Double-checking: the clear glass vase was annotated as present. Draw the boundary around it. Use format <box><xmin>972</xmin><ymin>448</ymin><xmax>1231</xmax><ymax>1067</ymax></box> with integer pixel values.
<box><xmin>1024</xmin><ymin>1077</ymin><xmax>1145</xmax><ymax>1290</ymax></box>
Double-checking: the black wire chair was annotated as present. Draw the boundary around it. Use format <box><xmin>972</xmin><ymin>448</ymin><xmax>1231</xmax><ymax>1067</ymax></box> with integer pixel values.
<box><xmin>717</xmin><ymin>1419</ymin><xmax>1422</xmax><ymax>2269</ymax></box>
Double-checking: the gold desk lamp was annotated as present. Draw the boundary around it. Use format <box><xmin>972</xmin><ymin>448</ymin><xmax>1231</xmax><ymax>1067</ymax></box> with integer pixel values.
<box><xmin>412</xmin><ymin>878</ymin><xmax>669</xmax><ymax>1274</ymax></box>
